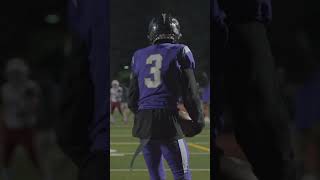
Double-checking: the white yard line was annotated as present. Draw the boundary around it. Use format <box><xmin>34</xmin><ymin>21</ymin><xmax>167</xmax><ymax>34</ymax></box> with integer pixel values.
<box><xmin>111</xmin><ymin>142</ymin><xmax>210</xmax><ymax>145</ymax></box>
<box><xmin>111</xmin><ymin>153</ymin><xmax>126</xmax><ymax>156</ymax></box>
<box><xmin>111</xmin><ymin>135</ymin><xmax>210</xmax><ymax>138</ymax></box>
<box><xmin>111</xmin><ymin>152</ymin><xmax>210</xmax><ymax>157</ymax></box>
<box><xmin>110</xmin><ymin>169</ymin><xmax>210</xmax><ymax>172</ymax></box>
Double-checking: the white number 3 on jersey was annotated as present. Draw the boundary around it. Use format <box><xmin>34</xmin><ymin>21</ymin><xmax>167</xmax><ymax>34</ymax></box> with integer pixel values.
<box><xmin>144</xmin><ymin>54</ymin><xmax>163</xmax><ymax>88</ymax></box>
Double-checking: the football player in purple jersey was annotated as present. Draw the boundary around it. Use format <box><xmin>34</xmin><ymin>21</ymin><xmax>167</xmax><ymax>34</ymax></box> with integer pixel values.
<box><xmin>128</xmin><ymin>13</ymin><xmax>204</xmax><ymax>180</ymax></box>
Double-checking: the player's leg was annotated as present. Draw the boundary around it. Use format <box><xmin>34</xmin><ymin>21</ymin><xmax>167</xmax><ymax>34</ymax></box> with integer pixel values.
<box><xmin>161</xmin><ymin>138</ymin><xmax>191</xmax><ymax>180</ymax></box>
<box><xmin>116</xmin><ymin>102</ymin><xmax>123</xmax><ymax>116</ymax></box>
<box><xmin>121</xmin><ymin>103</ymin><xmax>129</xmax><ymax>123</ymax></box>
<box><xmin>20</xmin><ymin>128</ymin><xmax>43</xmax><ymax>177</ymax></box>
<box><xmin>3</xmin><ymin>131</ymin><xmax>16</xmax><ymax>168</ymax></box>
<box><xmin>36</xmin><ymin>129</ymin><xmax>57</xmax><ymax>180</ymax></box>
<box><xmin>2</xmin><ymin>129</ymin><xmax>18</xmax><ymax>180</ymax></box>
<box><xmin>116</xmin><ymin>102</ymin><xmax>127</xmax><ymax>124</ymax></box>
<box><xmin>110</xmin><ymin>102</ymin><xmax>116</xmax><ymax>123</ymax></box>
<box><xmin>111</xmin><ymin>101</ymin><xmax>117</xmax><ymax>114</ymax></box>
<box><xmin>142</xmin><ymin>140</ymin><xmax>166</xmax><ymax>180</ymax></box>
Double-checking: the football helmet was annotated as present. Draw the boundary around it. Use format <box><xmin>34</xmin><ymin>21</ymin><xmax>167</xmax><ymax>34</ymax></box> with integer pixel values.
<box><xmin>5</xmin><ymin>58</ymin><xmax>29</xmax><ymax>83</ymax></box>
<box><xmin>147</xmin><ymin>13</ymin><xmax>182</xmax><ymax>44</ymax></box>
<box><xmin>5</xmin><ymin>58</ymin><xmax>29</xmax><ymax>75</ymax></box>
<box><xmin>111</xmin><ymin>80</ymin><xmax>119</xmax><ymax>87</ymax></box>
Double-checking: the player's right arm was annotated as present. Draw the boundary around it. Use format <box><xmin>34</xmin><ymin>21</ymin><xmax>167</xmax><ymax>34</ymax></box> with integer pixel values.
<box><xmin>178</xmin><ymin>46</ymin><xmax>205</xmax><ymax>136</ymax></box>
<box><xmin>128</xmin><ymin>56</ymin><xmax>139</xmax><ymax>114</ymax></box>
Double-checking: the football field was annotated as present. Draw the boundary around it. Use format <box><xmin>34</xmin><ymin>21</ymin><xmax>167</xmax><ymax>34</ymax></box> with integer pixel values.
<box><xmin>110</xmin><ymin>112</ymin><xmax>211</xmax><ymax>180</ymax></box>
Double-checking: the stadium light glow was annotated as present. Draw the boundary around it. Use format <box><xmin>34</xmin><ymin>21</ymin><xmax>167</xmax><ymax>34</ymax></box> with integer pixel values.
<box><xmin>45</xmin><ymin>14</ymin><xmax>60</xmax><ymax>24</ymax></box>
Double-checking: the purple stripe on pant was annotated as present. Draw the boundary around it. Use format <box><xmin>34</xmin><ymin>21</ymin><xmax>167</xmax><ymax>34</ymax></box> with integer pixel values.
<box><xmin>143</xmin><ymin>139</ymin><xmax>191</xmax><ymax>180</ymax></box>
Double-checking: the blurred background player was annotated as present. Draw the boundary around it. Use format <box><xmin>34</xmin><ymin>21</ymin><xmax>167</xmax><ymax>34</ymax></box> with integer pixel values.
<box><xmin>0</xmin><ymin>58</ymin><xmax>43</xmax><ymax>180</ymax></box>
<box><xmin>35</xmin><ymin>68</ymin><xmax>63</xmax><ymax>180</ymax></box>
<box><xmin>110</xmin><ymin>80</ymin><xmax>128</xmax><ymax>124</ymax></box>
<box><xmin>128</xmin><ymin>13</ymin><xmax>204</xmax><ymax>180</ymax></box>
<box><xmin>120</xmin><ymin>82</ymin><xmax>131</xmax><ymax>123</ymax></box>
<box><xmin>212</xmin><ymin>0</ymin><xmax>297</xmax><ymax>179</ymax></box>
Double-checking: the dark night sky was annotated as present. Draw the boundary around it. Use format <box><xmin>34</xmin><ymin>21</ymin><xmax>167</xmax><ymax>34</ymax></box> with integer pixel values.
<box><xmin>110</xmin><ymin>0</ymin><xmax>210</xmax><ymax>84</ymax></box>
<box><xmin>0</xmin><ymin>0</ymin><xmax>66</xmax><ymax>81</ymax></box>
<box><xmin>1</xmin><ymin>0</ymin><xmax>320</xmax><ymax>84</ymax></box>
<box><xmin>0</xmin><ymin>0</ymin><xmax>66</xmax><ymax>55</ymax></box>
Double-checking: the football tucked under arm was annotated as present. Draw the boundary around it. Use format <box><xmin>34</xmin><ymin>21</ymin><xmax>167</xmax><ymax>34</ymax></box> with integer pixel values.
<box><xmin>177</xmin><ymin>104</ymin><xmax>202</xmax><ymax>137</ymax></box>
<box><xmin>178</xmin><ymin>109</ymin><xmax>192</xmax><ymax>121</ymax></box>
<box><xmin>179</xmin><ymin>68</ymin><xmax>205</xmax><ymax>137</ymax></box>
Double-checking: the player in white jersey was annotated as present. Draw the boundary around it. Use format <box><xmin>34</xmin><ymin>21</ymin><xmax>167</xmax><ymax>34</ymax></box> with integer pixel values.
<box><xmin>0</xmin><ymin>58</ymin><xmax>43</xmax><ymax>180</ymax></box>
<box><xmin>110</xmin><ymin>80</ymin><xmax>127</xmax><ymax>124</ymax></box>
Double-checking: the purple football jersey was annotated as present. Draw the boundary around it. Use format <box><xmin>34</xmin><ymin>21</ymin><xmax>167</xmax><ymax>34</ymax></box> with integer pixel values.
<box><xmin>131</xmin><ymin>43</ymin><xmax>195</xmax><ymax>110</ymax></box>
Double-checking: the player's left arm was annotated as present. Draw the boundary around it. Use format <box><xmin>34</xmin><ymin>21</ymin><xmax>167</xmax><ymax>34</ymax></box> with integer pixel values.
<box><xmin>178</xmin><ymin>46</ymin><xmax>205</xmax><ymax>135</ymax></box>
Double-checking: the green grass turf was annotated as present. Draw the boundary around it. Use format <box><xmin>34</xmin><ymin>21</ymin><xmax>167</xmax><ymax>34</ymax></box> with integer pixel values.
<box><xmin>0</xmin><ymin>111</ymin><xmax>210</xmax><ymax>180</ymax></box>
<box><xmin>110</xmin><ymin>111</ymin><xmax>211</xmax><ymax>180</ymax></box>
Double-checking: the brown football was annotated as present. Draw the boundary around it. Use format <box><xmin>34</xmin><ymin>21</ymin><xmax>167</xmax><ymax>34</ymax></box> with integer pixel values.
<box><xmin>178</xmin><ymin>110</ymin><xmax>192</xmax><ymax>121</ymax></box>
<box><xmin>178</xmin><ymin>110</ymin><xmax>197</xmax><ymax>137</ymax></box>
